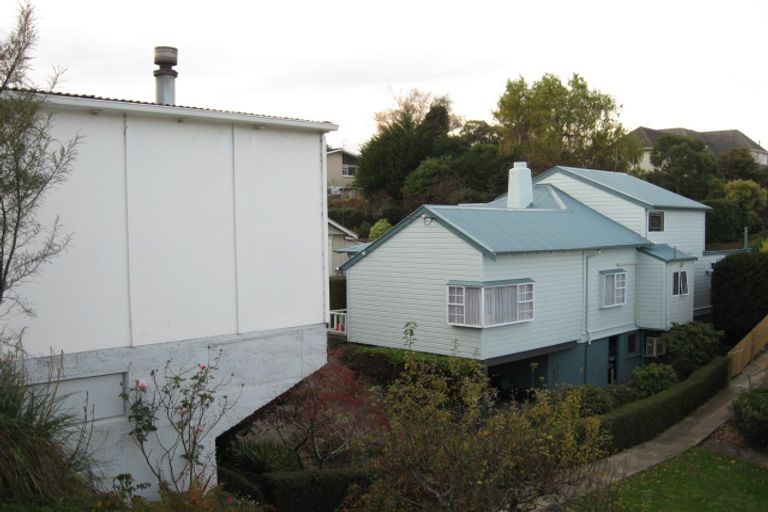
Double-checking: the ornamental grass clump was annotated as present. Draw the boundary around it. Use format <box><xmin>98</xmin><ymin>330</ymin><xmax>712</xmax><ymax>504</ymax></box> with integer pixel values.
<box><xmin>0</xmin><ymin>346</ymin><xmax>93</xmax><ymax>504</ymax></box>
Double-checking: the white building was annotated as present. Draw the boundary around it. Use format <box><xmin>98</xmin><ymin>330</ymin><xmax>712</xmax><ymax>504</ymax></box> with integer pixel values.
<box><xmin>12</xmin><ymin>47</ymin><xmax>336</xmax><ymax>492</ymax></box>
<box><xmin>342</xmin><ymin>163</ymin><xmax>709</xmax><ymax>387</ymax></box>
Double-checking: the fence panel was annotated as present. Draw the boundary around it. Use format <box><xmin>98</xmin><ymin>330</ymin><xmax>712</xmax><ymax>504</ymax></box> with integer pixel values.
<box><xmin>729</xmin><ymin>313</ymin><xmax>768</xmax><ymax>377</ymax></box>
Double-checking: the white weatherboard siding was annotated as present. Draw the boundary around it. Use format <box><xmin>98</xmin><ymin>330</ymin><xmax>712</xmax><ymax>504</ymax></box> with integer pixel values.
<box><xmin>480</xmin><ymin>252</ymin><xmax>581</xmax><ymax>359</ymax></box>
<box><xmin>637</xmin><ymin>252</ymin><xmax>666</xmax><ymax>329</ymax></box>
<box><xmin>537</xmin><ymin>173</ymin><xmax>646</xmax><ymax>233</ymax></box>
<box><xmin>587</xmin><ymin>248</ymin><xmax>638</xmax><ymax>340</ymax></box>
<box><xmin>347</xmin><ymin>220</ymin><xmax>483</xmax><ymax>358</ymax></box>
<box><xmin>645</xmin><ymin>210</ymin><xmax>705</xmax><ymax>256</ymax></box>
<box><xmin>668</xmin><ymin>261</ymin><xmax>694</xmax><ymax>325</ymax></box>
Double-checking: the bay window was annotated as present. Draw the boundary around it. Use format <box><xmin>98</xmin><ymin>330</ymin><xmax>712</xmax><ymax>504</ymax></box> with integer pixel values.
<box><xmin>447</xmin><ymin>280</ymin><xmax>534</xmax><ymax>327</ymax></box>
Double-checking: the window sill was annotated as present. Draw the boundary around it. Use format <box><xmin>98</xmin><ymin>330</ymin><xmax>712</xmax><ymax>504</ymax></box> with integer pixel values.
<box><xmin>448</xmin><ymin>319</ymin><xmax>533</xmax><ymax>329</ymax></box>
<box><xmin>600</xmin><ymin>303</ymin><xmax>626</xmax><ymax>309</ymax></box>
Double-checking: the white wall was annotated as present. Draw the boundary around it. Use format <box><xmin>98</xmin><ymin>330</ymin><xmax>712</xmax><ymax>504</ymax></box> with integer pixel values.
<box><xmin>645</xmin><ymin>209</ymin><xmax>705</xmax><ymax>256</ymax></box>
<box><xmin>347</xmin><ymin>219</ymin><xmax>483</xmax><ymax>358</ymax></box>
<box><xmin>10</xmin><ymin>107</ymin><xmax>327</xmax><ymax>356</ymax></box>
<box><xmin>537</xmin><ymin>173</ymin><xmax>646</xmax><ymax>233</ymax></box>
<box><xmin>480</xmin><ymin>252</ymin><xmax>583</xmax><ymax>359</ymax></box>
<box><xmin>586</xmin><ymin>248</ymin><xmax>638</xmax><ymax>340</ymax></box>
<box><xmin>668</xmin><ymin>261</ymin><xmax>694</xmax><ymax>325</ymax></box>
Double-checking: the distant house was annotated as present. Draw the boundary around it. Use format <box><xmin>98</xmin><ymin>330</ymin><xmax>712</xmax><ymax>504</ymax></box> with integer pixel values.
<box><xmin>10</xmin><ymin>47</ymin><xmax>336</xmax><ymax>492</ymax></box>
<box><xmin>328</xmin><ymin>219</ymin><xmax>359</xmax><ymax>275</ymax></box>
<box><xmin>327</xmin><ymin>148</ymin><xmax>359</xmax><ymax>196</ymax></box>
<box><xmin>631</xmin><ymin>126</ymin><xmax>768</xmax><ymax>170</ymax></box>
<box><xmin>342</xmin><ymin>163</ymin><xmax>710</xmax><ymax>388</ymax></box>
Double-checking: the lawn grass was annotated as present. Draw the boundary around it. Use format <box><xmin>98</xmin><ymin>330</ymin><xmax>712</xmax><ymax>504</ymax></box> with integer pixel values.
<box><xmin>583</xmin><ymin>447</ymin><xmax>768</xmax><ymax>511</ymax></box>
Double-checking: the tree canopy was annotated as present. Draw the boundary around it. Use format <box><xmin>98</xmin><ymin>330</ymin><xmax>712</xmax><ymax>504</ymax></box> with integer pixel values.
<box><xmin>647</xmin><ymin>134</ymin><xmax>719</xmax><ymax>201</ymax></box>
<box><xmin>493</xmin><ymin>73</ymin><xmax>640</xmax><ymax>173</ymax></box>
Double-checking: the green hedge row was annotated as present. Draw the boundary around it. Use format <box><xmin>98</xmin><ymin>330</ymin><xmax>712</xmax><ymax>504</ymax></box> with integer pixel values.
<box><xmin>259</xmin><ymin>468</ymin><xmax>371</xmax><ymax>512</ymax></box>
<box><xmin>712</xmin><ymin>252</ymin><xmax>768</xmax><ymax>345</ymax></box>
<box><xmin>329</xmin><ymin>276</ymin><xmax>347</xmax><ymax>310</ymax></box>
<box><xmin>599</xmin><ymin>356</ymin><xmax>729</xmax><ymax>451</ymax></box>
<box><xmin>339</xmin><ymin>344</ymin><xmax>463</xmax><ymax>386</ymax></box>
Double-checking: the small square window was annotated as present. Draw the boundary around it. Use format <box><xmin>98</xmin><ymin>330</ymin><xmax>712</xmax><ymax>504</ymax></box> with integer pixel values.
<box><xmin>649</xmin><ymin>212</ymin><xmax>664</xmax><ymax>232</ymax></box>
<box><xmin>672</xmin><ymin>271</ymin><xmax>689</xmax><ymax>296</ymax></box>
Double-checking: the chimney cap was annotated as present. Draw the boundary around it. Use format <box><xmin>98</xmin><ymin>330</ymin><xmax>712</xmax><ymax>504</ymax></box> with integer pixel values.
<box><xmin>154</xmin><ymin>46</ymin><xmax>178</xmax><ymax>66</ymax></box>
<box><xmin>513</xmin><ymin>161</ymin><xmax>529</xmax><ymax>169</ymax></box>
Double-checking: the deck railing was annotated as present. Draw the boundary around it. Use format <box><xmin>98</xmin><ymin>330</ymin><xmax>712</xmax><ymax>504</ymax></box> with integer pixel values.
<box><xmin>728</xmin><ymin>312</ymin><xmax>768</xmax><ymax>378</ymax></box>
<box><xmin>328</xmin><ymin>309</ymin><xmax>347</xmax><ymax>336</ymax></box>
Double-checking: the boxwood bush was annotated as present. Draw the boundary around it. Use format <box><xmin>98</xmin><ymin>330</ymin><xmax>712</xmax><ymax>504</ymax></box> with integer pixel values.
<box><xmin>599</xmin><ymin>356</ymin><xmax>729</xmax><ymax>451</ymax></box>
<box><xmin>630</xmin><ymin>363</ymin><xmax>678</xmax><ymax>398</ymax></box>
<box><xmin>732</xmin><ymin>389</ymin><xmax>768</xmax><ymax>449</ymax></box>
<box><xmin>258</xmin><ymin>468</ymin><xmax>372</xmax><ymax>512</ymax></box>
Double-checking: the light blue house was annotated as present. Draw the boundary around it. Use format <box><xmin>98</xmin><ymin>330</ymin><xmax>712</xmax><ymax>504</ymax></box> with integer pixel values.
<box><xmin>341</xmin><ymin>163</ymin><xmax>710</xmax><ymax>387</ymax></box>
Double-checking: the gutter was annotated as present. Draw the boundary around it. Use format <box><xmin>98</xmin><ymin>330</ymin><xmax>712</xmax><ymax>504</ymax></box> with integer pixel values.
<box><xmin>41</xmin><ymin>94</ymin><xmax>338</xmax><ymax>133</ymax></box>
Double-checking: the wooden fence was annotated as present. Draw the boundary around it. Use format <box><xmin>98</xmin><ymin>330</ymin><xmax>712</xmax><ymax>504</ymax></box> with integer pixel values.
<box><xmin>728</xmin><ymin>313</ymin><xmax>768</xmax><ymax>378</ymax></box>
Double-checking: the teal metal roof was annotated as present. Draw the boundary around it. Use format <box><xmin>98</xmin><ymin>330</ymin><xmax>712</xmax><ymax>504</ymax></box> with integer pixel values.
<box><xmin>639</xmin><ymin>245</ymin><xmax>697</xmax><ymax>262</ymax></box>
<box><xmin>335</xmin><ymin>242</ymin><xmax>371</xmax><ymax>254</ymax></box>
<box><xmin>340</xmin><ymin>184</ymin><xmax>652</xmax><ymax>271</ymax></box>
<box><xmin>535</xmin><ymin>166</ymin><xmax>711</xmax><ymax>211</ymax></box>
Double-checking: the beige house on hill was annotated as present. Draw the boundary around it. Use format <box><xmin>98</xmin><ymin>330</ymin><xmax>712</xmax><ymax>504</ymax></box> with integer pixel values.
<box><xmin>327</xmin><ymin>148</ymin><xmax>359</xmax><ymax>196</ymax></box>
<box><xmin>631</xmin><ymin>126</ymin><xmax>768</xmax><ymax>171</ymax></box>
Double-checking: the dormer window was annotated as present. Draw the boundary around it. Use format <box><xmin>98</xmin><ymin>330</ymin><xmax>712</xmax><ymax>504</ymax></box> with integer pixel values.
<box><xmin>649</xmin><ymin>211</ymin><xmax>664</xmax><ymax>232</ymax></box>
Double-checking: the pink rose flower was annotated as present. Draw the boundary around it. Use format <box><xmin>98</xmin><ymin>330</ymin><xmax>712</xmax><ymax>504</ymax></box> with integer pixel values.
<box><xmin>198</xmin><ymin>363</ymin><xmax>206</xmax><ymax>370</ymax></box>
<box><xmin>136</xmin><ymin>378</ymin><xmax>148</xmax><ymax>391</ymax></box>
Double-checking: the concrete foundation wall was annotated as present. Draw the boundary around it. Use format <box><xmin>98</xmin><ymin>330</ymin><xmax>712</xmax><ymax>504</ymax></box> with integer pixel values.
<box><xmin>25</xmin><ymin>323</ymin><xmax>327</xmax><ymax>496</ymax></box>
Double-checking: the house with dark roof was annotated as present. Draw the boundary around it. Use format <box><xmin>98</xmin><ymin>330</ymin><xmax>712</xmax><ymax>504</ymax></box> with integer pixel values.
<box><xmin>631</xmin><ymin>126</ymin><xmax>768</xmax><ymax>170</ymax></box>
<box><xmin>341</xmin><ymin>163</ymin><xmax>709</xmax><ymax>388</ymax></box>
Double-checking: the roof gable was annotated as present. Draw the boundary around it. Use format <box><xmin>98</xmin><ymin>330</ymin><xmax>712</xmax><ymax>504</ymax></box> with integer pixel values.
<box><xmin>341</xmin><ymin>184</ymin><xmax>652</xmax><ymax>271</ymax></box>
<box><xmin>536</xmin><ymin>166</ymin><xmax>711</xmax><ymax>211</ymax></box>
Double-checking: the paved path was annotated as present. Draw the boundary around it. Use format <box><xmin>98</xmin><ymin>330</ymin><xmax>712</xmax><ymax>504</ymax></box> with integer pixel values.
<box><xmin>599</xmin><ymin>349</ymin><xmax>768</xmax><ymax>483</ymax></box>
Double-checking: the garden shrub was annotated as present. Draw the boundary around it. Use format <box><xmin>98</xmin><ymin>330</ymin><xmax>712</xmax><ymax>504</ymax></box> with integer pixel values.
<box><xmin>712</xmin><ymin>252</ymin><xmax>768</xmax><ymax>345</ymax></box>
<box><xmin>660</xmin><ymin>322</ymin><xmax>723</xmax><ymax>378</ymax></box>
<box><xmin>630</xmin><ymin>364</ymin><xmax>678</xmax><ymax>398</ymax></box>
<box><xmin>339</xmin><ymin>344</ymin><xmax>470</xmax><ymax>386</ymax></box>
<box><xmin>600</xmin><ymin>356</ymin><xmax>729</xmax><ymax>451</ymax></box>
<box><xmin>328</xmin><ymin>208</ymin><xmax>365</xmax><ymax>231</ymax></box>
<box><xmin>258</xmin><ymin>468</ymin><xmax>372</xmax><ymax>512</ymax></box>
<box><xmin>576</xmin><ymin>384</ymin><xmax>617</xmax><ymax>416</ymax></box>
<box><xmin>329</xmin><ymin>276</ymin><xmax>346</xmax><ymax>310</ymax></box>
<box><xmin>732</xmin><ymin>389</ymin><xmax>768</xmax><ymax>449</ymax></box>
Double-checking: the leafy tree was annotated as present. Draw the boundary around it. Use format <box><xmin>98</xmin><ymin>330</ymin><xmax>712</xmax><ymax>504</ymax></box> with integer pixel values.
<box><xmin>705</xmin><ymin>198</ymin><xmax>745</xmax><ymax>243</ymax></box>
<box><xmin>647</xmin><ymin>135</ymin><xmax>718</xmax><ymax>200</ymax></box>
<box><xmin>723</xmin><ymin>179</ymin><xmax>767</xmax><ymax>234</ymax></box>
<box><xmin>346</xmin><ymin>351</ymin><xmax>607</xmax><ymax>511</ymax></box>
<box><xmin>0</xmin><ymin>4</ymin><xmax>78</xmax><ymax>326</ymax></box>
<box><xmin>358</xmin><ymin>91</ymin><xmax>461</xmax><ymax>200</ymax></box>
<box><xmin>255</xmin><ymin>361</ymin><xmax>384</xmax><ymax>469</ymax></box>
<box><xmin>494</xmin><ymin>73</ymin><xmax>640</xmax><ymax>173</ymax></box>
<box><xmin>402</xmin><ymin>156</ymin><xmax>458</xmax><ymax>207</ymax></box>
<box><xmin>368</xmin><ymin>218</ymin><xmax>393</xmax><ymax>241</ymax></box>
<box><xmin>712</xmin><ymin>253</ymin><xmax>768</xmax><ymax>344</ymax></box>
<box><xmin>718</xmin><ymin>147</ymin><xmax>764</xmax><ymax>184</ymax></box>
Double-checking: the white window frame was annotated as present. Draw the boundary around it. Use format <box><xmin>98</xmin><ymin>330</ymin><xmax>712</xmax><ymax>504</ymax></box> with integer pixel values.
<box><xmin>341</xmin><ymin>164</ymin><xmax>358</xmax><ymax>177</ymax></box>
<box><xmin>447</xmin><ymin>282</ymin><xmax>534</xmax><ymax>328</ymax></box>
<box><xmin>602</xmin><ymin>271</ymin><xmax>627</xmax><ymax>308</ymax></box>
<box><xmin>648</xmin><ymin>211</ymin><xmax>664</xmax><ymax>232</ymax></box>
<box><xmin>672</xmin><ymin>270</ymin><xmax>689</xmax><ymax>296</ymax></box>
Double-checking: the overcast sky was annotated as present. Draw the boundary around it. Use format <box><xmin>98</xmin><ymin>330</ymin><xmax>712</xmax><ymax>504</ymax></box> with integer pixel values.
<box><xmin>2</xmin><ymin>0</ymin><xmax>767</xmax><ymax>158</ymax></box>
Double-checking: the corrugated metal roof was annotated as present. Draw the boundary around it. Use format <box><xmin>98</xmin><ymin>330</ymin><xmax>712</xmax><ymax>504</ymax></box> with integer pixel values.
<box><xmin>539</xmin><ymin>166</ymin><xmax>711</xmax><ymax>211</ymax></box>
<box><xmin>639</xmin><ymin>245</ymin><xmax>697</xmax><ymax>262</ymax></box>
<box><xmin>335</xmin><ymin>242</ymin><xmax>371</xmax><ymax>254</ymax></box>
<box><xmin>13</xmin><ymin>89</ymin><xmax>336</xmax><ymax>128</ymax></box>
<box><xmin>425</xmin><ymin>185</ymin><xmax>651</xmax><ymax>254</ymax></box>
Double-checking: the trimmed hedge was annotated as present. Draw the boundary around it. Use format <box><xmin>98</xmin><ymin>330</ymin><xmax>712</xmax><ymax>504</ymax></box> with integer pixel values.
<box><xmin>733</xmin><ymin>389</ymin><xmax>768</xmax><ymax>449</ymax></box>
<box><xmin>339</xmin><ymin>344</ymin><xmax>464</xmax><ymax>386</ymax></box>
<box><xmin>599</xmin><ymin>356</ymin><xmax>729</xmax><ymax>451</ymax></box>
<box><xmin>329</xmin><ymin>276</ymin><xmax>347</xmax><ymax>310</ymax></box>
<box><xmin>259</xmin><ymin>468</ymin><xmax>371</xmax><ymax>512</ymax></box>
<box><xmin>712</xmin><ymin>253</ymin><xmax>768</xmax><ymax>344</ymax></box>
